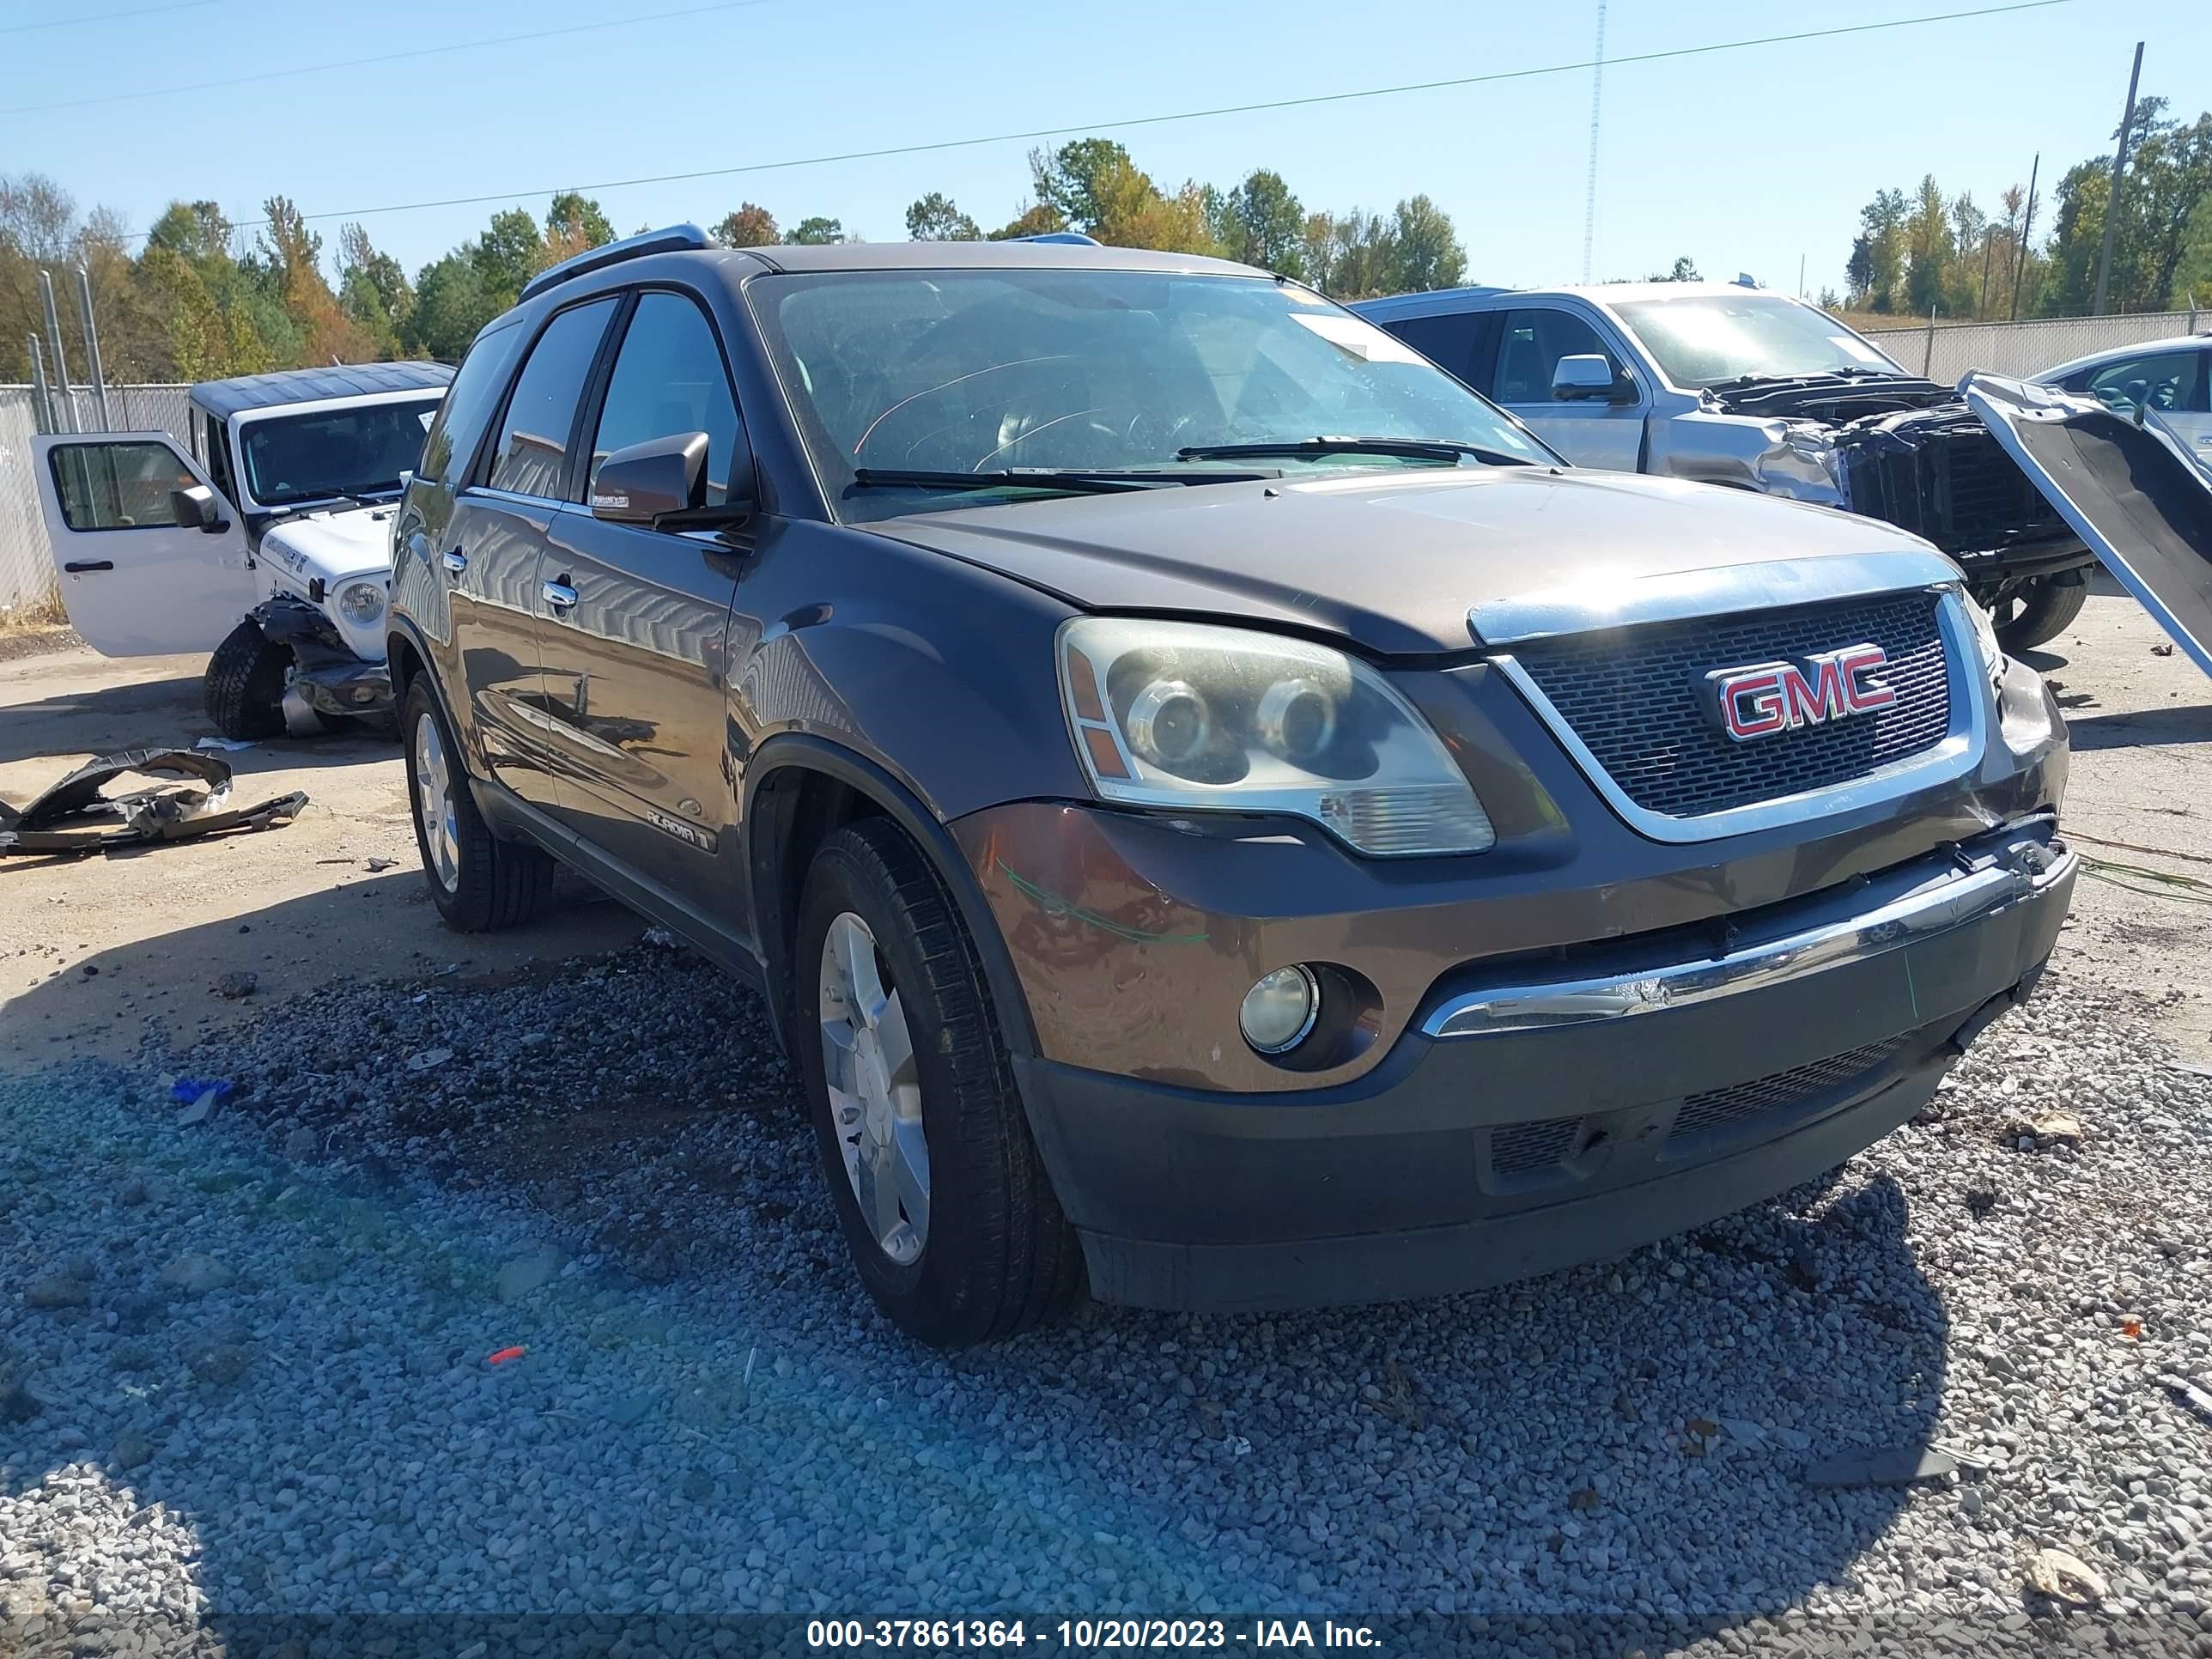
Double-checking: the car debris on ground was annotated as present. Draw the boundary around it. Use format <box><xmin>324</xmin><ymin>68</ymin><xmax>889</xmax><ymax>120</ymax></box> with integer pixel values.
<box><xmin>0</xmin><ymin>748</ymin><xmax>306</xmax><ymax>857</ymax></box>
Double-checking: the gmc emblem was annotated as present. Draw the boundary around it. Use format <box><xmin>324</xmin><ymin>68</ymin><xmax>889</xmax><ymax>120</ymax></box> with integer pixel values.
<box><xmin>1705</xmin><ymin>644</ymin><xmax>1896</xmax><ymax>741</ymax></box>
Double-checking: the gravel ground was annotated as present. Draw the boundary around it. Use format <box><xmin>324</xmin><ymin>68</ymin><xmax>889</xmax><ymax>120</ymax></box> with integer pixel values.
<box><xmin>6</xmin><ymin>941</ymin><xmax>2212</xmax><ymax>1656</ymax></box>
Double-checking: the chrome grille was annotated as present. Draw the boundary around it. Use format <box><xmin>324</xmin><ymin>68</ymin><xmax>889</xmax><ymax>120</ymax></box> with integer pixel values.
<box><xmin>1510</xmin><ymin>592</ymin><xmax>1954</xmax><ymax>819</ymax></box>
<box><xmin>1668</xmin><ymin>1036</ymin><xmax>1910</xmax><ymax>1144</ymax></box>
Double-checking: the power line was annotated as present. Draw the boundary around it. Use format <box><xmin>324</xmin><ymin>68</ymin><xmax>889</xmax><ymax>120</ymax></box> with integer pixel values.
<box><xmin>0</xmin><ymin>0</ymin><xmax>775</xmax><ymax>117</ymax></box>
<box><xmin>116</xmin><ymin>0</ymin><xmax>2081</xmax><ymax>243</ymax></box>
<box><xmin>0</xmin><ymin>1</ymin><xmax>215</xmax><ymax>33</ymax></box>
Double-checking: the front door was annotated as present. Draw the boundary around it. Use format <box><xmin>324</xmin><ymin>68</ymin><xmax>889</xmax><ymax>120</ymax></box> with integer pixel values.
<box><xmin>537</xmin><ymin>289</ymin><xmax>749</xmax><ymax>915</ymax></box>
<box><xmin>2066</xmin><ymin>344</ymin><xmax>2212</xmax><ymax>464</ymax></box>
<box><xmin>447</xmin><ymin>295</ymin><xmax>620</xmax><ymax>811</ymax></box>
<box><xmin>31</xmin><ymin>433</ymin><xmax>256</xmax><ymax>656</ymax></box>
<box><xmin>1484</xmin><ymin>306</ymin><xmax>1648</xmax><ymax>473</ymax></box>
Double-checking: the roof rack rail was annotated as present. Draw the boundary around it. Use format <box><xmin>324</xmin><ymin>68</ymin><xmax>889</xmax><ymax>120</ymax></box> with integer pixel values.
<box><xmin>520</xmin><ymin>223</ymin><xmax>713</xmax><ymax>302</ymax></box>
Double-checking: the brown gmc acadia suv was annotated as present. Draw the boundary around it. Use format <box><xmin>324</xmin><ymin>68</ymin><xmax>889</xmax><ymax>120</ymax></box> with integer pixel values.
<box><xmin>387</xmin><ymin>228</ymin><xmax>2075</xmax><ymax>1345</ymax></box>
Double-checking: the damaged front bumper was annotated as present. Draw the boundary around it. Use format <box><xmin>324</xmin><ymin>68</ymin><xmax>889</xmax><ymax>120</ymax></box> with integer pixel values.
<box><xmin>254</xmin><ymin>593</ymin><xmax>394</xmax><ymax>726</ymax></box>
<box><xmin>993</xmin><ymin>822</ymin><xmax>2072</xmax><ymax>1313</ymax></box>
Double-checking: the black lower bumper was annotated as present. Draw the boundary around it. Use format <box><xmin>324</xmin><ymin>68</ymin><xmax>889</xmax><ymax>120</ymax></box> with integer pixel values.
<box><xmin>1014</xmin><ymin>826</ymin><xmax>2075</xmax><ymax>1314</ymax></box>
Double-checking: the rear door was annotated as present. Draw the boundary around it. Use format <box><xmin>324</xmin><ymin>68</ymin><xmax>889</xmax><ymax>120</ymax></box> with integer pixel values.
<box><xmin>447</xmin><ymin>295</ymin><xmax>622</xmax><ymax>810</ymax></box>
<box><xmin>537</xmin><ymin>288</ymin><xmax>750</xmax><ymax>913</ymax></box>
<box><xmin>1966</xmin><ymin>373</ymin><xmax>2212</xmax><ymax>678</ymax></box>
<box><xmin>31</xmin><ymin>432</ymin><xmax>255</xmax><ymax>656</ymax></box>
<box><xmin>1486</xmin><ymin>305</ymin><xmax>1646</xmax><ymax>472</ymax></box>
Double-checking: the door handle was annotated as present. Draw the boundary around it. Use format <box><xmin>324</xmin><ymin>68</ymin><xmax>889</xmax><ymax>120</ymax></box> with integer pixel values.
<box><xmin>543</xmin><ymin>579</ymin><xmax>578</xmax><ymax>615</ymax></box>
<box><xmin>441</xmin><ymin>549</ymin><xmax>468</xmax><ymax>574</ymax></box>
<box><xmin>62</xmin><ymin>560</ymin><xmax>114</xmax><ymax>574</ymax></box>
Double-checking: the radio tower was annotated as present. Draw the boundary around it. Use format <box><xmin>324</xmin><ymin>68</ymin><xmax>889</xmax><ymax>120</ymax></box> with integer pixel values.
<box><xmin>1581</xmin><ymin>0</ymin><xmax>1606</xmax><ymax>282</ymax></box>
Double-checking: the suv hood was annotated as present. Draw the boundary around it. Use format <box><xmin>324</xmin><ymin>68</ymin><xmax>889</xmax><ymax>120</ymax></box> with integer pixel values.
<box><xmin>257</xmin><ymin>503</ymin><xmax>397</xmax><ymax>589</ymax></box>
<box><xmin>869</xmin><ymin>466</ymin><xmax>1937</xmax><ymax>655</ymax></box>
<box><xmin>1966</xmin><ymin>373</ymin><xmax>2212</xmax><ymax>678</ymax></box>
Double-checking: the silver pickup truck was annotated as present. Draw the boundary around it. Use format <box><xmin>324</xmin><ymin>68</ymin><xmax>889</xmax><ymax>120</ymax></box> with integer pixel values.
<box><xmin>1357</xmin><ymin>283</ymin><xmax>2096</xmax><ymax>649</ymax></box>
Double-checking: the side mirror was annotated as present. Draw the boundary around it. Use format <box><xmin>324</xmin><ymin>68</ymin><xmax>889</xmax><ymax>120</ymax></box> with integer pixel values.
<box><xmin>591</xmin><ymin>433</ymin><xmax>709</xmax><ymax>525</ymax></box>
<box><xmin>170</xmin><ymin>484</ymin><xmax>226</xmax><ymax>532</ymax></box>
<box><xmin>1551</xmin><ymin>354</ymin><xmax>1618</xmax><ymax>401</ymax></box>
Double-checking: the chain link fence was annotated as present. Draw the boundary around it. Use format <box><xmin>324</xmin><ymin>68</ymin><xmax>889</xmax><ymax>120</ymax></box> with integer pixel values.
<box><xmin>1859</xmin><ymin>309</ymin><xmax>2206</xmax><ymax>385</ymax></box>
<box><xmin>0</xmin><ymin>384</ymin><xmax>193</xmax><ymax>612</ymax></box>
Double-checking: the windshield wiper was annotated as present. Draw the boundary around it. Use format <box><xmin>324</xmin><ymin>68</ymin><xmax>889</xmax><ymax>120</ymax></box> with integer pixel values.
<box><xmin>1176</xmin><ymin>436</ymin><xmax>1535</xmax><ymax>468</ymax></box>
<box><xmin>849</xmin><ymin>465</ymin><xmax>1272</xmax><ymax>495</ymax></box>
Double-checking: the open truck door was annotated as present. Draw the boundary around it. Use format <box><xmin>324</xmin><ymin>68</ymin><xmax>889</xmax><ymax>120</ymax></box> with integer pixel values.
<box><xmin>33</xmin><ymin>431</ymin><xmax>257</xmax><ymax>657</ymax></box>
<box><xmin>1965</xmin><ymin>373</ymin><xmax>2212</xmax><ymax>681</ymax></box>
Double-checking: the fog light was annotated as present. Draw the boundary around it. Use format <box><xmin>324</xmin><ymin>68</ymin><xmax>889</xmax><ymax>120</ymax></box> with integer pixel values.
<box><xmin>1241</xmin><ymin>964</ymin><xmax>1320</xmax><ymax>1054</ymax></box>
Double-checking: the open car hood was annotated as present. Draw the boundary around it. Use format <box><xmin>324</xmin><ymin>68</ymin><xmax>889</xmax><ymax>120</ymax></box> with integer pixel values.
<box><xmin>1964</xmin><ymin>373</ymin><xmax>2212</xmax><ymax>680</ymax></box>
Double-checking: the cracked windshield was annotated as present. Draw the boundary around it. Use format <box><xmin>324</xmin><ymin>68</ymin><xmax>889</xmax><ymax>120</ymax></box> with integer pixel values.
<box><xmin>753</xmin><ymin>269</ymin><xmax>1554</xmax><ymax>518</ymax></box>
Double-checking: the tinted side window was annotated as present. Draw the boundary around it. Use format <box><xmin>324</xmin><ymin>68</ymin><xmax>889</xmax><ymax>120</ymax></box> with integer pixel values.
<box><xmin>2075</xmin><ymin>349</ymin><xmax>2205</xmax><ymax>416</ymax></box>
<box><xmin>422</xmin><ymin>320</ymin><xmax>526</xmax><ymax>492</ymax></box>
<box><xmin>202</xmin><ymin>414</ymin><xmax>238</xmax><ymax>503</ymax></box>
<box><xmin>1379</xmin><ymin>311</ymin><xmax>1482</xmax><ymax>383</ymax></box>
<box><xmin>486</xmin><ymin>298</ymin><xmax>618</xmax><ymax>498</ymax></box>
<box><xmin>1494</xmin><ymin>307</ymin><xmax>1613</xmax><ymax>403</ymax></box>
<box><xmin>589</xmin><ymin>293</ymin><xmax>746</xmax><ymax>502</ymax></box>
<box><xmin>48</xmin><ymin>441</ymin><xmax>193</xmax><ymax>532</ymax></box>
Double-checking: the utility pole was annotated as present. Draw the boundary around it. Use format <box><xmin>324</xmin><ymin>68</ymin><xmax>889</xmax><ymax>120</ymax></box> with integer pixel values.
<box><xmin>1797</xmin><ymin>253</ymin><xmax>1806</xmax><ymax>299</ymax></box>
<box><xmin>2009</xmin><ymin>154</ymin><xmax>2039</xmax><ymax>322</ymax></box>
<box><xmin>2092</xmin><ymin>40</ymin><xmax>2144</xmax><ymax>317</ymax></box>
<box><xmin>1581</xmin><ymin>0</ymin><xmax>1605</xmax><ymax>283</ymax></box>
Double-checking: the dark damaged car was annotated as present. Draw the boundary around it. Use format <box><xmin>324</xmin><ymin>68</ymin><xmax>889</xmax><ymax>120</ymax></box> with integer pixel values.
<box><xmin>1356</xmin><ymin>283</ymin><xmax>2096</xmax><ymax>649</ymax></box>
<box><xmin>388</xmin><ymin>230</ymin><xmax>2077</xmax><ymax>1343</ymax></box>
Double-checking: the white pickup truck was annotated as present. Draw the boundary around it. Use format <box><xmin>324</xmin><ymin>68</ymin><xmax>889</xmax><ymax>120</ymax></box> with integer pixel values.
<box><xmin>1355</xmin><ymin>283</ymin><xmax>2099</xmax><ymax>650</ymax></box>
<box><xmin>33</xmin><ymin>362</ymin><xmax>453</xmax><ymax>738</ymax></box>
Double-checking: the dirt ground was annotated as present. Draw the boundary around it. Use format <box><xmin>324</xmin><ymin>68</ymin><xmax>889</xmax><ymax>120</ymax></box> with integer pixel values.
<box><xmin>3</xmin><ymin>573</ymin><xmax>2209</xmax><ymax>1069</ymax></box>
<box><xmin>0</xmin><ymin>652</ymin><xmax>641</xmax><ymax>1069</ymax></box>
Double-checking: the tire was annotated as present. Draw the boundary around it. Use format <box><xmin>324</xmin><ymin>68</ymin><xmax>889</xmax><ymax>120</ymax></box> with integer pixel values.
<box><xmin>1995</xmin><ymin>576</ymin><xmax>2090</xmax><ymax>652</ymax></box>
<box><xmin>795</xmin><ymin>817</ymin><xmax>1082</xmax><ymax>1344</ymax></box>
<box><xmin>203</xmin><ymin>620</ymin><xmax>289</xmax><ymax>740</ymax></box>
<box><xmin>401</xmin><ymin>677</ymin><xmax>555</xmax><ymax>933</ymax></box>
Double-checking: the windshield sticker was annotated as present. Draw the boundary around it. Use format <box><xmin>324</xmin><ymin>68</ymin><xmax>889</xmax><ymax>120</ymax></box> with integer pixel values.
<box><xmin>419</xmin><ymin>410</ymin><xmax>436</xmax><ymax>432</ymax></box>
<box><xmin>1289</xmin><ymin>312</ymin><xmax>1424</xmax><ymax>364</ymax></box>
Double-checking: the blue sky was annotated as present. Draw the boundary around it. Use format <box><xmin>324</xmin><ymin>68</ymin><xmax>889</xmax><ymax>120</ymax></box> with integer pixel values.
<box><xmin>4</xmin><ymin>0</ymin><xmax>2207</xmax><ymax>297</ymax></box>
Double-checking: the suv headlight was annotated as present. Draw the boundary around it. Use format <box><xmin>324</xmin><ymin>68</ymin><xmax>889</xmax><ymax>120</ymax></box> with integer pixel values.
<box><xmin>337</xmin><ymin>581</ymin><xmax>386</xmax><ymax>626</ymax></box>
<box><xmin>1058</xmin><ymin>617</ymin><xmax>1495</xmax><ymax>856</ymax></box>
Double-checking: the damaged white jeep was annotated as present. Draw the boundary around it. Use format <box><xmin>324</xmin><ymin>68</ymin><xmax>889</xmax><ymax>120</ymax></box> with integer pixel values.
<box><xmin>33</xmin><ymin>362</ymin><xmax>453</xmax><ymax>738</ymax></box>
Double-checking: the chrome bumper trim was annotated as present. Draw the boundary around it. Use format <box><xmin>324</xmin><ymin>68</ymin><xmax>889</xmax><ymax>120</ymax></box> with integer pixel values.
<box><xmin>1467</xmin><ymin>550</ymin><xmax>1966</xmax><ymax>647</ymax></box>
<box><xmin>1424</xmin><ymin>837</ymin><xmax>2073</xmax><ymax>1039</ymax></box>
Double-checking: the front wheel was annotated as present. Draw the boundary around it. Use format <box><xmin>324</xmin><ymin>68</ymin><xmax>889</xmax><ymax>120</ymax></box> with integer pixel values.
<box><xmin>401</xmin><ymin>678</ymin><xmax>555</xmax><ymax>932</ymax></box>
<box><xmin>203</xmin><ymin>620</ymin><xmax>289</xmax><ymax>740</ymax></box>
<box><xmin>1993</xmin><ymin>575</ymin><xmax>2090</xmax><ymax>651</ymax></box>
<box><xmin>795</xmin><ymin>817</ymin><xmax>1082</xmax><ymax>1345</ymax></box>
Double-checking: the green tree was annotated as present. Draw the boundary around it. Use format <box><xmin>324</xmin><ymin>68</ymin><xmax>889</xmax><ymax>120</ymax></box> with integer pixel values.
<box><xmin>986</xmin><ymin>203</ymin><xmax>1066</xmax><ymax>240</ymax></box>
<box><xmin>472</xmin><ymin>207</ymin><xmax>544</xmax><ymax>307</ymax></box>
<box><xmin>1646</xmin><ymin>256</ymin><xmax>1701</xmax><ymax>283</ymax></box>
<box><xmin>712</xmin><ymin>203</ymin><xmax>778</xmax><ymax>247</ymax></box>
<box><xmin>404</xmin><ymin>252</ymin><xmax>498</xmax><ymax>362</ymax></box>
<box><xmin>787</xmin><ymin>216</ymin><xmax>846</xmax><ymax>245</ymax></box>
<box><xmin>545</xmin><ymin>191</ymin><xmax>615</xmax><ymax>254</ymax></box>
<box><xmin>1850</xmin><ymin>187</ymin><xmax>1908</xmax><ymax>311</ymax></box>
<box><xmin>1207</xmin><ymin>169</ymin><xmax>1306</xmax><ymax>276</ymax></box>
<box><xmin>1384</xmin><ymin>195</ymin><xmax>1466</xmax><ymax>293</ymax></box>
<box><xmin>260</xmin><ymin>195</ymin><xmax>372</xmax><ymax>364</ymax></box>
<box><xmin>337</xmin><ymin>222</ymin><xmax>414</xmax><ymax>357</ymax></box>
<box><xmin>1030</xmin><ymin>138</ymin><xmax>1133</xmax><ymax>234</ymax></box>
<box><xmin>905</xmin><ymin>192</ymin><xmax>980</xmax><ymax>241</ymax></box>
<box><xmin>1902</xmin><ymin>174</ymin><xmax>1955</xmax><ymax>315</ymax></box>
<box><xmin>1304</xmin><ymin>209</ymin><xmax>1395</xmax><ymax>299</ymax></box>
